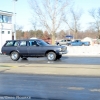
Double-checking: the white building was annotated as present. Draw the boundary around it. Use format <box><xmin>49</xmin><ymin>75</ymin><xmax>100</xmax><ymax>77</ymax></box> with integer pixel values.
<box><xmin>0</xmin><ymin>10</ymin><xmax>13</xmax><ymax>52</ymax></box>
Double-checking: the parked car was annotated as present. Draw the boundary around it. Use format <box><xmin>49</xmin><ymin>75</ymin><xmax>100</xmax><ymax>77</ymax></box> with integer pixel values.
<box><xmin>70</xmin><ymin>40</ymin><xmax>90</xmax><ymax>46</ymax></box>
<box><xmin>1</xmin><ymin>39</ymin><xmax>67</xmax><ymax>61</ymax></box>
<box><xmin>56</xmin><ymin>39</ymin><xmax>72</xmax><ymax>46</ymax></box>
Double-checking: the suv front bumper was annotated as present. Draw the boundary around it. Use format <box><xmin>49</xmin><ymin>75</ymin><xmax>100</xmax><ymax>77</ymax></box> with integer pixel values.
<box><xmin>59</xmin><ymin>51</ymin><xmax>67</xmax><ymax>54</ymax></box>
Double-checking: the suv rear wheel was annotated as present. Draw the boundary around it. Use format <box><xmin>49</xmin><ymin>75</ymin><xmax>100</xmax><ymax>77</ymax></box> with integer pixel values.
<box><xmin>10</xmin><ymin>51</ymin><xmax>20</xmax><ymax>61</ymax></box>
<box><xmin>47</xmin><ymin>52</ymin><xmax>57</xmax><ymax>61</ymax></box>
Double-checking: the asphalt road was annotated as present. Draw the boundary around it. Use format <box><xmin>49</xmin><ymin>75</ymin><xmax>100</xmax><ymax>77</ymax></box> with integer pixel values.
<box><xmin>0</xmin><ymin>73</ymin><xmax>100</xmax><ymax>100</ymax></box>
<box><xmin>0</xmin><ymin>55</ymin><xmax>100</xmax><ymax>100</ymax></box>
<box><xmin>0</xmin><ymin>55</ymin><xmax>100</xmax><ymax>65</ymax></box>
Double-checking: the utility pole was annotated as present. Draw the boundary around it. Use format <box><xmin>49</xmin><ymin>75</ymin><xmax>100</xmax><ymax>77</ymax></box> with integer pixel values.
<box><xmin>13</xmin><ymin>0</ymin><xmax>17</xmax><ymax>40</ymax></box>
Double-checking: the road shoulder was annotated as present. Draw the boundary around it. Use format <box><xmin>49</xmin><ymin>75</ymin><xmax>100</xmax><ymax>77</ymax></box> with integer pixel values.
<box><xmin>0</xmin><ymin>63</ymin><xmax>100</xmax><ymax>77</ymax></box>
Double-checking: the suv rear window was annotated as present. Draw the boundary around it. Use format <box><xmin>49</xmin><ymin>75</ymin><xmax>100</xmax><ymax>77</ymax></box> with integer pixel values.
<box><xmin>5</xmin><ymin>41</ymin><xmax>14</xmax><ymax>46</ymax></box>
<box><xmin>5</xmin><ymin>41</ymin><xmax>19</xmax><ymax>47</ymax></box>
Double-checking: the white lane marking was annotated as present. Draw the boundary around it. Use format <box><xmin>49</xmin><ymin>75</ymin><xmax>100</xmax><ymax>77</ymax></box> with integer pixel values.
<box><xmin>90</xmin><ymin>89</ymin><xmax>100</xmax><ymax>92</ymax></box>
<box><xmin>67</xmin><ymin>87</ymin><xmax>84</xmax><ymax>90</ymax></box>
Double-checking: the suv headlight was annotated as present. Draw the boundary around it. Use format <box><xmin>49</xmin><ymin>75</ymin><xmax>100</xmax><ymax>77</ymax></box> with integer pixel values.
<box><xmin>58</xmin><ymin>48</ymin><xmax>62</xmax><ymax>51</ymax></box>
<box><xmin>58</xmin><ymin>46</ymin><xmax>67</xmax><ymax>52</ymax></box>
<box><xmin>61</xmin><ymin>47</ymin><xmax>67</xmax><ymax>52</ymax></box>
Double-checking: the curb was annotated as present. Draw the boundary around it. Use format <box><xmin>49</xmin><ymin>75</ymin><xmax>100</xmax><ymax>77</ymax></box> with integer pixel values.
<box><xmin>63</xmin><ymin>54</ymin><xmax>100</xmax><ymax>57</ymax></box>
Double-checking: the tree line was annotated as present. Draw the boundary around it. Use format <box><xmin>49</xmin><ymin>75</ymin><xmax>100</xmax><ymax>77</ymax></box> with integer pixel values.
<box><xmin>16</xmin><ymin>28</ymin><xmax>98</xmax><ymax>40</ymax></box>
<box><xmin>16</xmin><ymin>29</ymin><xmax>51</xmax><ymax>40</ymax></box>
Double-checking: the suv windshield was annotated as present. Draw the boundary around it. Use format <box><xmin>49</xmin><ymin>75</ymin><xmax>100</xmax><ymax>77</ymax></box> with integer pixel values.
<box><xmin>36</xmin><ymin>40</ymin><xmax>50</xmax><ymax>46</ymax></box>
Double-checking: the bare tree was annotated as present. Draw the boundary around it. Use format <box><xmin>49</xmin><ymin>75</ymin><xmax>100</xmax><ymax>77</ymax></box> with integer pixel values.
<box><xmin>89</xmin><ymin>8</ymin><xmax>100</xmax><ymax>39</ymax></box>
<box><xmin>63</xmin><ymin>7</ymin><xmax>82</xmax><ymax>39</ymax></box>
<box><xmin>36</xmin><ymin>30</ymin><xmax>44</xmax><ymax>39</ymax></box>
<box><xmin>31</xmin><ymin>19</ymin><xmax>37</xmax><ymax>38</ymax></box>
<box><xmin>29</xmin><ymin>0</ymin><xmax>68</xmax><ymax>44</ymax></box>
<box><xmin>43</xmin><ymin>31</ymin><xmax>51</xmax><ymax>39</ymax></box>
<box><xmin>16</xmin><ymin>25</ymin><xmax>24</xmax><ymax>39</ymax></box>
<box><xmin>57</xmin><ymin>30</ymin><xmax>66</xmax><ymax>39</ymax></box>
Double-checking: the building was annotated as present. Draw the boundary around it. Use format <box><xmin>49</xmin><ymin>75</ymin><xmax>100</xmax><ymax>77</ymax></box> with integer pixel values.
<box><xmin>0</xmin><ymin>10</ymin><xmax>13</xmax><ymax>52</ymax></box>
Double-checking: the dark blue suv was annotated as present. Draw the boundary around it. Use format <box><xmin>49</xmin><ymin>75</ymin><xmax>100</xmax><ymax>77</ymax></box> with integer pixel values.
<box><xmin>1</xmin><ymin>39</ymin><xmax>67</xmax><ymax>61</ymax></box>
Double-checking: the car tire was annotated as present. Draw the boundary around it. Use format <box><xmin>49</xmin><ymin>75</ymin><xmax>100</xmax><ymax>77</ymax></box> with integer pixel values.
<box><xmin>57</xmin><ymin>43</ymin><xmax>59</xmax><ymax>45</ymax></box>
<box><xmin>47</xmin><ymin>52</ymin><xmax>57</xmax><ymax>61</ymax></box>
<box><xmin>10</xmin><ymin>51</ymin><xmax>20</xmax><ymax>61</ymax></box>
<box><xmin>57</xmin><ymin>55</ymin><xmax>62</xmax><ymax>59</ymax></box>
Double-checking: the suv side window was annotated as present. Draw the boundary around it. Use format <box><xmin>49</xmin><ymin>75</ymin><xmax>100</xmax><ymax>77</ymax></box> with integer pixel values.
<box><xmin>20</xmin><ymin>41</ymin><xmax>27</xmax><ymax>46</ymax></box>
<box><xmin>5</xmin><ymin>41</ymin><xmax>14</xmax><ymax>46</ymax></box>
<box><xmin>14</xmin><ymin>41</ymin><xmax>19</xmax><ymax>46</ymax></box>
<box><xmin>29</xmin><ymin>40</ymin><xmax>38</xmax><ymax>46</ymax></box>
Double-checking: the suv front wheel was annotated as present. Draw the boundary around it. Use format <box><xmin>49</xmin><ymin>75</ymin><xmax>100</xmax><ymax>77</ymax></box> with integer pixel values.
<box><xmin>10</xmin><ymin>51</ymin><xmax>20</xmax><ymax>61</ymax></box>
<box><xmin>47</xmin><ymin>52</ymin><xmax>57</xmax><ymax>61</ymax></box>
